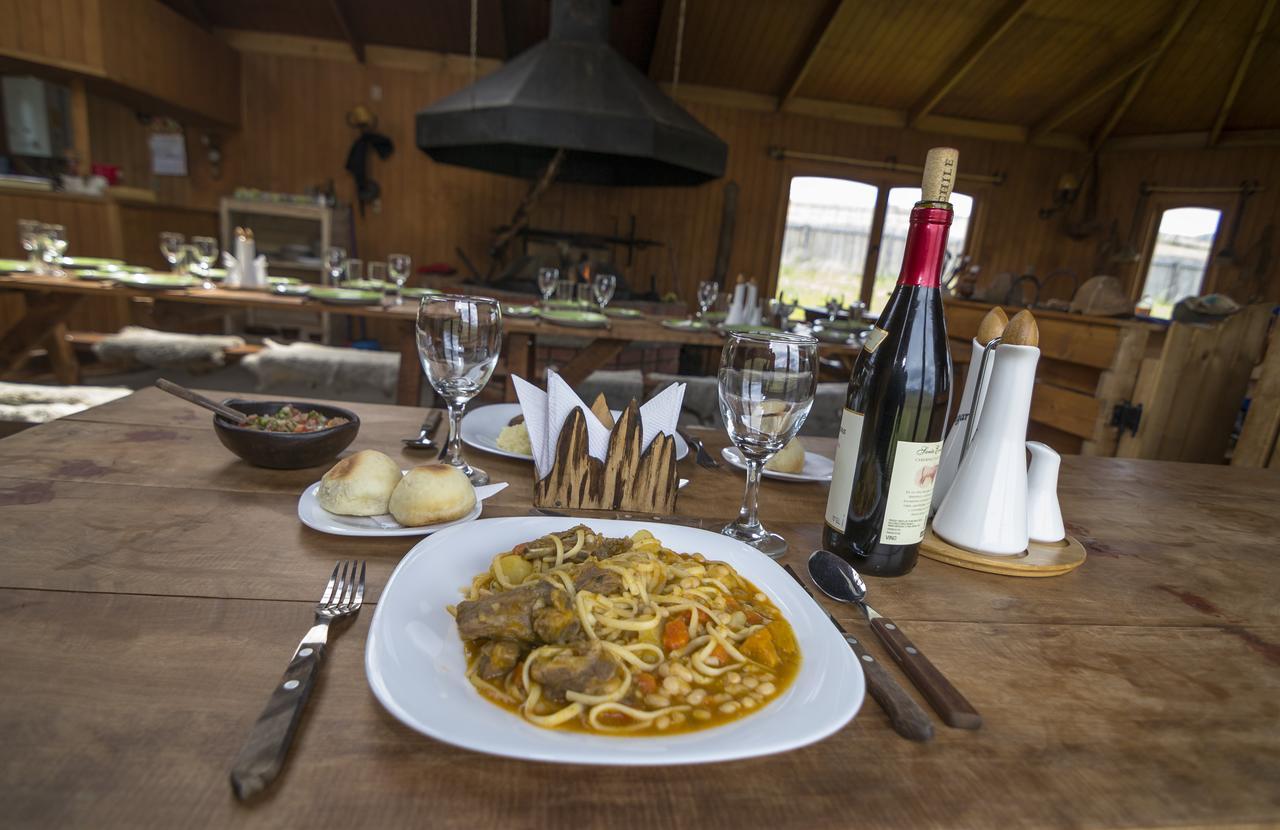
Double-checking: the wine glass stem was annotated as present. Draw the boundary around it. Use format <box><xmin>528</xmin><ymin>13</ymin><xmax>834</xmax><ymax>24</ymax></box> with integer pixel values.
<box><xmin>734</xmin><ymin>457</ymin><xmax>765</xmax><ymax>532</ymax></box>
<box><xmin>446</xmin><ymin>401</ymin><xmax>467</xmax><ymax>466</ymax></box>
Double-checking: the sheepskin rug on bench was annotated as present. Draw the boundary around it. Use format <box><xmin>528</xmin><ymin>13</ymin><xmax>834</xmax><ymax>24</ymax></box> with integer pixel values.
<box><xmin>94</xmin><ymin>326</ymin><xmax>246</xmax><ymax>371</ymax></box>
<box><xmin>242</xmin><ymin>340</ymin><xmax>400</xmax><ymax>401</ymax></box>
<box><xmin>0</xmin><ymin>381</ymin><xmax>132</xmax><ymax>424</ymax></box>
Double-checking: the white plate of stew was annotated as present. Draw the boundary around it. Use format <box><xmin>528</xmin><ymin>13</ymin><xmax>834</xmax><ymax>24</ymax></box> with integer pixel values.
<box><xmin>365</xmin><ymin>517</ymin><xmax>864</xmax><ymax>765</ymax></box>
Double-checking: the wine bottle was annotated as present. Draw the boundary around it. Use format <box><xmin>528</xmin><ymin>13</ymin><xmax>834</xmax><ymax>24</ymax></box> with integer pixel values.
<box><xmin>822</xmin><ymin>147</ymin><xmax>956</xmax><ymax>577</ymax></box>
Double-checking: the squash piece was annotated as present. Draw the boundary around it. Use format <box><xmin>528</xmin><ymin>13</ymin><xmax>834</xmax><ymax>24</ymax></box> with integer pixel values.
<box><xmin>767</xmin><ymin>620</ymin><xmax>799</xmax><ymax>658</ymax></box>
<box><xmin>741</xmin><ymin>628</ymin><xmax>779</xmax><ymax>668</ymax></box>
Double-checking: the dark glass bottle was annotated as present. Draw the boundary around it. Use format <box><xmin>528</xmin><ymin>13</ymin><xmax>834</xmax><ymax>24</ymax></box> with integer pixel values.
<box><xmin>821</xmin><ymin>201</ymin><xmax>954</xmax><ymax>576</ymax></box>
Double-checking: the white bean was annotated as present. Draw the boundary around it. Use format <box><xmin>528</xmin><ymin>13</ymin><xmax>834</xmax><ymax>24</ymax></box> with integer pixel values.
<box><xmin>742</xmin><ymin>696</ymin><xmax>757</xmax><ymax>709</ymax></box>
<box><xmin>686</xmin><ymin>688</ymin><xmax>707</xmax><ymax>705</ymax></box>
<box><xmin>719</xmin><ymin>701</ymin><xmax>740</xmax><ymax>714</ymax></box>
<box><xmin>645</xmin><ymin>693</ymin><xmax>671</xmax><ymax>708</ymax></box>
<box><xmin>726</xmin><ymin>671</ymin><xmax>742</xmax><ymax>684</ymax></box>
<box><xmin>758</xmin><ymin>682</ymin><xmax>776</xmax><ymax>696</ymax></box>
<box><xmin>671</xmin><ymin>711</ymin><xmax>687</xmax><ymax>725</ymax></box>
<box><xmin>656</xmin><ymin>716</ymin><xmax>671</xmax><ymax>730</ymax></box>
<box><xmin>692</xmin><ymin>708</ymin><xmax>711</xmax><ymax>721</ymax></box>
<box><xmin>744</xmin><ymin>676</ymin><xmax>759</xmax><ymax>689</ymax></box>
<box><xmin>729</xmin><ymin>611</ymin><xmax>747</xmax><ymax>628</ymax></box>
<box><xmin>657</xmin><ymin>662</ymin><xmax>672</xmax><ymax>677</ymax></box>
<box><xmin>672</xmin><ymin>664</ymin><xmax>694</xmax><ymax>683</ymax></box>
<box><xmin>662</xmin><ymin>675</ymin><xmax>683</xmax><ymax>695</ymax></box>
<box><xmin>754</xmin><ymin>592</ymin><xmax>767</xmax><ymax>602</ymax></box>
<box><xmin>725</xmin><ymin>683</ymin><xmax>745</xmax><ymax>696</ymax></box>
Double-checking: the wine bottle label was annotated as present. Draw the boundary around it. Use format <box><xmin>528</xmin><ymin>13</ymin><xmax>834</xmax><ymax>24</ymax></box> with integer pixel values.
<box><xmin>879</xmin><ymin>440</ymin><xmax>943</xmax><ymax>544</ymax></box>
<box><xmin>824</xmin><ymin>408</ymin><xmax>864</xmax><ymax>532</ymax></box>
<box><xmin>863</xmin><ymin>327</ymin><xmax>889</xmax><ymax>354</ymax></box>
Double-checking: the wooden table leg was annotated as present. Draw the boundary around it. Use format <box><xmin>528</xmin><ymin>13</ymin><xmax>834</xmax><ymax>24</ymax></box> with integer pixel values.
<box><xmin>505</xmin><ymin>333</ymin><xmax>535</xmax><ymax>401</ymax></box>
<box><xmin>396</xmin><ymin>327</ymin><xmax>423</xmax><ymax>406</ymax></box>
<box><xmin>554</xmin><ymin>337</ymin><xmax>627</xmax><ymax>388</ymax></box>
<box><xmin>44</xmin><ymin>323</ymin><xmax>81</xmax><ymax>385</ymax></box>
<box><xmin>0</xmin><ymin>292</ymin><xmax>83</xmax><ymax>378</ymax></box>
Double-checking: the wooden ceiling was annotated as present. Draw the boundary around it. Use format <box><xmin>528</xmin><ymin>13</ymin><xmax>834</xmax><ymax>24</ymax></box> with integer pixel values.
<box><xmin>160</xmin><ymin>0</ymin><xmax>1280</xmax><ymax>146</ymax></box>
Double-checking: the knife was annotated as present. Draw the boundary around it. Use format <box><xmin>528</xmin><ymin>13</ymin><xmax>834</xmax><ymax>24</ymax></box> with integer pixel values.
<box><xmin>532</xmin><ymin>506</ymin><xmax>713</xmax><ymax>530</ymax></box>
<box><xmin>679</xmin><ymin>429</ymin><xmax>721</xmax><ymax>470</ymax></box>
<box><xmin>783</xmin><ymin>564</ymin><xmax>934</xmax><ymax>742</ymax></box>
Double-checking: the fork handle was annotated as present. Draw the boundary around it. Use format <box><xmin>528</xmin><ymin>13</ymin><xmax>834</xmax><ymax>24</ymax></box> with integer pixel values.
<box><xmin>870</xmin><ymin>616</ymin><xmax>982</xmax><ymax>730</ymax></box>
<box><xmin>230</xmin><ymin>639</ymin><xmax>327</xmax><ymax>800</ymax></box>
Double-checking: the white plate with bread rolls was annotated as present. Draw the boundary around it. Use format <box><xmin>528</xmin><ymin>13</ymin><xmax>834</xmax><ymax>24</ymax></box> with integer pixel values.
<box><xmin>460</xmin><ymin>402</ymin><xmax>690</xmax><ymax>462</ymax></box>
<box><xmin>721</xmin><ymin>442</ymin><xmax>834</xmax><ymax>483</ymax></box>
<box><xmin>298</xmin><ymin>449</ymin><xmax>508</xmax><ymax>537</ymax></box>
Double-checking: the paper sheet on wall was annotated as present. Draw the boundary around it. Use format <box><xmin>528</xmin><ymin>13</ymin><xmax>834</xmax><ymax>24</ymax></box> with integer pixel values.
<box><xmin>148</xmin><ymin>132</ymin><xmax>188</xmax><ymax>176</ymax></box>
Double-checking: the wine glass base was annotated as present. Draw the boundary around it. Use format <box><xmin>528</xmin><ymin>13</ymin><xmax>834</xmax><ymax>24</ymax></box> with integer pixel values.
<box><xmin>720</xmin><ymin>522</ymin><xmax>788</xmax><ymax>558</ymax></box>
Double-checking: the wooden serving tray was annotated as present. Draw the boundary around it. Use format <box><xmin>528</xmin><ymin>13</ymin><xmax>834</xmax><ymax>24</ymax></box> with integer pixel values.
<box><xmin>919</xmin><ymin>527</ymin><xmax>1086</xmax><ymax>577</ymax></box>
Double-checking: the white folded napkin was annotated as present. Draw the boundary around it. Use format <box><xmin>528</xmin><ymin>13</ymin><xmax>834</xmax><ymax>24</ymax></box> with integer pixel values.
<box><xmin>512</xmin><ymin>371</ymin><xmax>686</xmax><ymax>479</ymax></box>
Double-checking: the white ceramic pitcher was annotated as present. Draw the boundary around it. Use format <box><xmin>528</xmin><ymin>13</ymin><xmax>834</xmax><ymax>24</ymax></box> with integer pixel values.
<box><xmin>933</xmin><ymin>341</ymin><xmax>1040</xmax><ymax>555</ymax></box>
<box><xmin>932</xmin><ymin>336</ymin><xmax>997</xmax><ymax>511</ymax></box>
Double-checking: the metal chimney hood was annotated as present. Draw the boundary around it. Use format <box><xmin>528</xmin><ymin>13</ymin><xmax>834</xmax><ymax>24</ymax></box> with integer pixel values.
<box><xmin>415</xmin><ymin>0</ymin><xmax>727</xmax><ymax>187</ymax></box>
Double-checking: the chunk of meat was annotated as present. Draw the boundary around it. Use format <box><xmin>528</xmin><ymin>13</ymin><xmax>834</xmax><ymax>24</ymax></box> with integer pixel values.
<box><xmin>573</xmin><ymin>563</ymin><xmax>622</xmax><ymax>595</ymax></box>
<box><xmin>474</xmin><ymin>639</ymin><xmax>523</xmax><ymax>680</ymax></box>
<box><xmin>531</xmin><ymin>586</ymin><xmax>582</xmax><ymax>644</ymax></box>
<box><xmin>529</xmin><ymin>644</ymin><xmax>618</xmax><ymax>702</ymax></box>
<box><xmin>455</xmin><ymin>580</ymin><xmax>555</xmax><ymax>643</ymax></box>
<box><xmin>520</xmin><ymin>526</ymin><xmax>632</xmax><ymax>563</ymax></box>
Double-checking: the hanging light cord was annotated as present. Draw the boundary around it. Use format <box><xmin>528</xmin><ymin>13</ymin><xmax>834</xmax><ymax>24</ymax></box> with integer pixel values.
<box><xmin>470</xmin><ymin>0</ymin><xmax>479</xmax><ymax>86</ymax></box>
<box><xmin>672</xmin><ymin>0</ymin><xmax>687</xmax><ymax>93</ymax></box>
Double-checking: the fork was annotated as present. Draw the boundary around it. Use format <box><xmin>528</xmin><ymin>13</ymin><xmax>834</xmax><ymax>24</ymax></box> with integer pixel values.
<box><xmin>679</xmin><ymin>429</ymin><xmax>720</xmax><ymax>470</ymax></box>
<box><xmin>230</xmin><ymin>560</ymin><xmax>366</xmax><ymax>800</ymax></box>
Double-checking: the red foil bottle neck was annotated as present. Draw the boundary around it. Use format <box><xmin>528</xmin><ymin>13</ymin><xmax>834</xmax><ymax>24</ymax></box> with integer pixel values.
<box><xmin>897</xmin><ymin>204</ymin><xmax>953</xmax><ymax>288</ymax></box>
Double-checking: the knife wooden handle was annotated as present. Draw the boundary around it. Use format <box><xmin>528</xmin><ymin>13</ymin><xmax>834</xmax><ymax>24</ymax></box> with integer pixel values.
<box><xmin>871</xmin><ymin>616</ymin><xmax>982</xmax><ymax>730</ymax></box>
<box><xmin>844</xmin><ymin>632</ymin><xmax>934</xmax><ymax>742</ymax></box>
<box><xmin>229</xmin><ymin>640</ymin><xmax>326</xmax><ymax>799</ymax></box>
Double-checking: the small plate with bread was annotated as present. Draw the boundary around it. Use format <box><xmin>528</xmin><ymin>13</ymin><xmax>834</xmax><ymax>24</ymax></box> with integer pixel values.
<box><xmin>460</xmin><ymin>402</ymin><xmax>690</xmax><ymax>463</ymax></box>
<box><xmin>721</xmin><ymin>441</ymin><xmax>833</xmax><ymax>483</ymax></box>
<box><xmin>298</xmin><ymin>449</ymin><xmax>508</xmax><ymax>537</ymax></box>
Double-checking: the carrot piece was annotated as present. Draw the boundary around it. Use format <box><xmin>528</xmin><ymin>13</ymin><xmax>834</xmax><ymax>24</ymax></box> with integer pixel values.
<box><xmin>708</xmin><ymin>644</ymin><xmax>731</xmax><ymax>666</ymax></box>
<box><xmin>663</xmin><ymin>618</ymin><xmax>690</xmax><ymax>652</ymax></box>
<box><xmin>744</xmin><ymin>609</ymin><xmax>765</xmax><ymax>625</ymax></box>
<box><xmin>634</xmin><ymin>671</ymin><xmax>658</xmax><ymax>695</ymax></box>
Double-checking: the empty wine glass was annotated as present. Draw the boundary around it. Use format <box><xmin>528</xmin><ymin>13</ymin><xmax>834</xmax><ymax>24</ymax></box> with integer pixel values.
<box><xmin>774</xmin><ymin>293</ymin><xmax>798</xmax><ymax>327</ymax></box>
<box><xmin>537</xmin><ymin>266</ymin><xmax>559</xmax><ymax>306</ymax></box>
<box><xmin>697</xmin><ymin>280</ymin><xmax>718</xmax><ymax>320</ymax></box>
<box><xmin>718</xmin><ymin>331</ymin><xmax>818</xmax><ymax>557</ymax></box>
<box><xmin>416</xmin><ymin>294</ymin><xmax>503</xmax><ymax>486</ymax></box>
<box><xmin>40</xmin><ymin>224</ymin><xmax>68</xmax><ymax>276</ymax></box>
<box><xmin>325</xmin><ymin>245</ymin><xmax>346</xmax><ymax>286</ymax></box>
<box><xmin>826</xmin><ymin>295</ymin><xmax>843</xmax><ymax>322</ymax></box>
<box><xmin>369</xmin><ymin>262</ymin><xmax>390</xmax><ymax>305</ymax></box>
<box><xmin>346</xmin><ymin>258</ymin><xmax>363</xmax><ymax>285</ymax></box>
<box><xmin>159</xmin><ymin>231</ymin><xmax>185</xmax><ymax>273</ymax></box>
<box><xmin>592</xmin><ymin>270</ymin><xmax>616</xmax><ymax>312</ymax></box>
<box><xmin>389</xmin><ymin>253</ymin><xmax>412</xmax><ymax>305</ymax></box>
<box><xmin>192</xmin><ymin>235</ymin><xmax>218</xmax><ymax>288</ymax></box>
<box><xmin>18</xmin><ymin>219</ymin><xmax>40</xmax><ymax>267</ymax></box>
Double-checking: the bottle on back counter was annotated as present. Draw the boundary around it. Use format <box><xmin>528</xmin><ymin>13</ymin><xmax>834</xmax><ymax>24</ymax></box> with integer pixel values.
<box><xmin>822</xmin><ymin>147</ymin><xmax>957</xmax><ymax>577</ymax></box>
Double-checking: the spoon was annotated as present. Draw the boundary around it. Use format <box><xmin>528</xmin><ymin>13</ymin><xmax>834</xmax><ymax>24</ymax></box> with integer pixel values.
<box><xmin>154</xmin><ymin>378</ymin><xmax>248</xmax><ymax>424</ymax></box>
<box><xmin>808</xmin><ymin>549</ymin><xmax>982</xmax><ymax>730</ymax></box>
<box><xmin>402</xmin><ymin>410</ymin><xmax>443</xmax><ymax>450</ymax></box>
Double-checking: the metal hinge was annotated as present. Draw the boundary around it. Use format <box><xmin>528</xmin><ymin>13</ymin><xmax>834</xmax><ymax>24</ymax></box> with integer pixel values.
<box><xmin>1110</xmin><ymin>401</ymin><xmax>1143</xmax><ymax>436</ymax></box>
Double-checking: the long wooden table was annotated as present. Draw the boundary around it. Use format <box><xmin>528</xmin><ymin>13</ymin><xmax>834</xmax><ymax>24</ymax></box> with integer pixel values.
<box><xmin>2</xmin><ymin>388</ymin><xmax>1277</xmax><ymax>828</ymax></box>
<box><xmin>0</xmin><ymin>274</ymin><xmax>859</xmax><ymax>404</ymax></box>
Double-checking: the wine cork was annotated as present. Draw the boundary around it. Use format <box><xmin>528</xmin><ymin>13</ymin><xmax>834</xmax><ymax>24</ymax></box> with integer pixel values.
<box><xmin>977</xmin><ymin>307</ymin><xmax>1009</xmax><ymax>345</ymax></box>
<box><xmin>1002</xmin><ymin>310</ymin><xmax>1039</xmax><ymax>347</ymax></box>
<box><xmin>921</xmin><ymin>147</ymin><xmax>959</xmax><ymax>203</ymax></box>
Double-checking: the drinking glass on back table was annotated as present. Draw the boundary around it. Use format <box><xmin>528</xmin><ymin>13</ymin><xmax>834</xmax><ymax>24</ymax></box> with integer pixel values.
<box><xmin>696</xmin><ymin>280</ymin><xmax>718</xmax><ymax>320</ymax></box>
<box><xmin>417</xmin><ymin>295</ymin><xmax>503</xmax><ymax>486</ymax></box>
<box><xmin>388</xmin><ymin>253</ymin><xmax>412</xmax><ymax>304</ymax></box>
<box><xmin>325</xmin><ymin>245</ymin><xmax>346</xmax><ymax>287</ymax></box>
<box><xmin>41</xmin><ymin>224</ymin><xmax>68</xmax><ymax>276</ymax></box>
<box><xmin>592</xmin><ymin>270</ymin><xmax>616</xmax><ymax>312</ymax></box>
<box><xmin>826</xmin><ymin>295</ymin><xmax>843</xmax><ymax>322</ymax></box>
<box><xmin>192</xmin><ymin>236</ymin><xmax>218</xmax><ymax>288</ymax></box>
<box><xmin>18</xmin><ymin>219</ymin><xmax>41</xmax><ymax>267</ymax></box>
<box><xmin>160</xmin><ymin>232</ymin><xmax>185</xmax><ymax>273</ymax></box>
<box><xmin>537</xmin><ymin>267</ymin><xmax>559</xmax><ymax>306</ymax></box>
<box><xmin>718</xmin><ymin>331</ymin><xmax>817</xmax><ymax>557</ymax></box>
<box><xmin>346</xmin><ymin>258</ymin><xmax>363</xmax><ymax>285</ymax></box>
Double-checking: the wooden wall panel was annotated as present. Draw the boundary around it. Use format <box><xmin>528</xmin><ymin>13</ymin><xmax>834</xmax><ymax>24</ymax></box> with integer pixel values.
<box><xmin>0</xmin><ymin>0</ymin><xmax>104</xmax><ymax>74</ymax></box>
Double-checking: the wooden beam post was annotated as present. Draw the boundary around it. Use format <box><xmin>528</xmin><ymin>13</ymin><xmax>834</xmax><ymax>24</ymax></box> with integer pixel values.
<box><xmin>1028</xmin><ymin>44</ymin><xmax>1163</xmax><ymax>143</ymax></box>
<box><xmin>329</xmin><ymin>0</ymin><xmax>365</xmax><ymax>64</ymax></box>
<box><xmin>1208</xmin><ymin>0</ymin><xmax>1277</xmax><ymax>147</ymax></box>
<box><xmin>648</xmin><ymin>0</ymin><xmax>676</xmax><ymax>80</ymax></box>
<box><xmin>1090</xmin><ymin>0</ymin><xmax>1202</xmax><ymax>152</ymax></box>
<box><xmin>777</xmin><ymin>0</ymin><xmax>847</xmax><ymax>109</ymax></box>
<box><xmin>68</xmin><ymin>78</ymin><xmax>91</xmax><ymax>176</ymax></box>
<box><xmin>906</xmin><ymin>0</ymin><xmax>1034</xmax><ymax>127</ymax></box>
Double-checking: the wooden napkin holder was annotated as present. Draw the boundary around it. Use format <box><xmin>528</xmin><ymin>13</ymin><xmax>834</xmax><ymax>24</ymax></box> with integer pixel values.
<box><xmin>533</xmin><ymin>396</ymin><xmax>678</xmax><ymax>514</ymax></box>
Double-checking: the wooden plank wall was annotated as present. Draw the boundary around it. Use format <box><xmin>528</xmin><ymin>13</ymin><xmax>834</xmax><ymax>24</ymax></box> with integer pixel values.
<box><xmin>1233</xmin><ymin>325</ymin><xmax>1280</xmax><ymax>467</ymax></box>
<box><xmin>0</xmin><ymin>0</ymin><xmax>104</xmax><ymax>75</ymax></box>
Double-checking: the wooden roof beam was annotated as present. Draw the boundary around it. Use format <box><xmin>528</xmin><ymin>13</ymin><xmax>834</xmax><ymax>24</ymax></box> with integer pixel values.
<box><xmin>1090</xmin><ymin>0</ymin><xmax>1202</xmax><ymax>152</ymax></box>
<box><xmin>1028</xmin><ymin>44</ymin><xmax>1164</xmax><ymax>143</ymax></box>
<box><xmin>1208</xmin><ymin>0</ymin><xmax>1277</xmax><ymax>146</ymax></box>
<box><xmin>777</xmin><ymin>0</ymin><xmax>848</xmax><ymax>109</ymax></box>
<box><xmin>329</xmin><ymin>0</ymin><xmax>365</xmax><ymax>64</ymax></box>
<box><xmin>906</xmin><ymin>0</ymin><xmax>1034</xmax><ymax>127</ymax></box>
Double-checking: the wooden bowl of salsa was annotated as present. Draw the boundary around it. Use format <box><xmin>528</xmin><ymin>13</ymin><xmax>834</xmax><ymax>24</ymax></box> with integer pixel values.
<box><xmin>212</xmin><ymin>399</ymin><xmax>360</xmax><ymax>469</ymax></box>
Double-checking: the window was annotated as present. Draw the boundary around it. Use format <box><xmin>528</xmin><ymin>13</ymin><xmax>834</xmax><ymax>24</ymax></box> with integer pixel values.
<box><xmin>774</xmin><ymin>176</ymin><xmax>975</xmax><ymax>316</ymax></box>
<box><xmin>1138</xmin><ymin>207</ymin><xmax>1222</xmax><ymax>319</ymax></box>
<box><xmin>870</xmin><ymin>188</ymin><xmax>973</xmax><ymax>313</ymax></box>
<box><xmin>775</xmin><ymin>177</ymin><xmax>878</xmax><ymax>312</ymax></box>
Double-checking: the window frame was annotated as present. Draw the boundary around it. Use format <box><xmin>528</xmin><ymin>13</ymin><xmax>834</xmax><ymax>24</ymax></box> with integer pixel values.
<box><xmin>1133</xmin><ymin>194</ymin><xmax>1233</xmax><ymax>305</ymax></box>
<box><xmin>767</xmin><ymin>158</ymin><xmax>986</xmax><ymax>307</ymax></box>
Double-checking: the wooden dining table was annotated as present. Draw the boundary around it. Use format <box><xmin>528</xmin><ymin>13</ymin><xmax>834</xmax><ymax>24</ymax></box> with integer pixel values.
<box><xmin>0</xmin><ymin>274</ymin><xmax>860</xmax><ymax>405</ymax></box>
<box><xmin>1</xmin><ymin>388</ymin><xmax>1277</xmax><ymax>828</ymax></box>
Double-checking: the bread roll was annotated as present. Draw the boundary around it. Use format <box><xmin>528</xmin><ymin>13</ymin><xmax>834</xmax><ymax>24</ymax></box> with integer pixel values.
<box><xmin>389</xmin><ymin>464</ymin><xmax>477</xmax><ymax>526</ymax></box>
<box><xmin>317</xmin><ymin>450</ymin><xmax>402</xmax><ymax>516</ymax></box>
<box><xmin>766</xmin><ymin>438</ymin><xmax>806</xmax><ymax>474</ymax></box>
